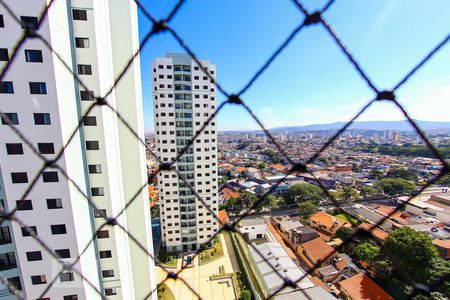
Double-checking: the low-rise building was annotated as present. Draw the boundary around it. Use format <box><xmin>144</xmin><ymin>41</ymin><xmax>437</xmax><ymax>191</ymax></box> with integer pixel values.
<box><xmin>237</xmin><ymin>216</ymin><xmax>268</xmax><ymax>240</ymax></box>
<box><xmin>338</xmin><ymin>273</ymin><xmax>394</xmax><ymax>300</ymax></box>
<box><xmin>309</xmin><ymin>211</ymin><xmax>349</xmax><ymax>240</ymax></box>
<box><xmin>272</xmin><ymin>216</ymin><xmax>317</xmax><ymax>246</ymax></box>
<box><xmin>298</xmin><ymin>238</ymin><xmax>337</xmax><ymax>269</ymax></box>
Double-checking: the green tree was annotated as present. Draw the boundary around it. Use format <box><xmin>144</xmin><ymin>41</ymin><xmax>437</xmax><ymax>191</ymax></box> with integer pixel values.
<box><xmin>150</xmin><ymin>204</ymin><xmax>160</xmax><ymax>219</ymax></box>
<box><xmin>385</xmin><ymin>227</ymin><xmax>439</xmax><ymax>269</ymax></box>
<box><xmin>330</xmin><ymin>189</ymin><xmax>344</xmax><ymax>201</ymax></box>
<box><xmin>369</xmin><ymin>169</ymin><xmax>384</xmax><ymax>180</ymax></box>
<box><xmin>239</xmin><ymin>192</ymin><xmax>258</xmax><ymax>209</ymax></box>
<box><xmin>261</xmin><ymin>194</ymin><xmax>278</xmax><ymax>210</ymax></box>
<box><xmin>375</xmin><ymin>178</ymin><xmax>416</xmax><ymax>196</ymax></box>
<box><xmin>262</xmin><ymin>149</ymin><xmax>282</xmax><ymax>164</ymax></box>
<box><xmin>239</xmin><ymin>290</ymin><xmax>251</xmax><ymax>300</ymax></box>
<box><xmin>298</xmin><ymin>201</ymin><xmax>317</xmax><ymax>222</ymax></box>
<box><xmin>226</xmin><ymin>197</ymin><xmax>241</xmax><ymax>211</ymax></box>
<box><xmin>336</xmin><ymin>226</ymin><xmax>356</xmax><ymax>241</ymax></box>
<box><xmin>284</xmin><ymin>183</ymin><xmax>325</xmax><ymax>205</ymax></box>
<box><xmin>218</xmin><ymin>175</ymin><xmax>229</xmax><ymax>186</ymax></box>
<box><xmin>342</xmin><ymin>187</ymin><xmax>360</xmax><ymax>201</ymax></box>
<box><xmin>360</xmin><ymin>185</ymin><xmax>378</xmax><ymax>198</ymax></box>
<box><xmin>355</xmin><ymin>242</ymin><xmax>380</xmax><ymax>263</ymax></box>
<box><xmin>386</xmin><ymin>168</ymin><xmax>418</xmax><ymax>182</ymax></box>
<box><xmin>352</xmin><ymin>163</ymin><xmax>362</xmax><ymax>173</ymax></box>
<box><xmin>355</xmin><ymin>243</ymin><xmax>394</xmax><ymax>280</ymax></box>
<box><xmin>257</xmin><ymin>162</ymin><xmax>266</xmax><ymax>175</ymax></box>
<box><xmin>436</xmin><ymin>174</ymin><xmax>450</xmax><ymax>186</ymax></box>
<box><xmin>384</xmin><ymin>227</ymin><xmax>450</xmax><ymax>298</ymax></box>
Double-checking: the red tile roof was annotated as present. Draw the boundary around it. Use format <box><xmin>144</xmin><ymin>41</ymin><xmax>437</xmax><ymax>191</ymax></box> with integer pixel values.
<box><xmin>301</xmin><ymin>238</ymin><xmax>335</xmax><ymax>263</ymax></box>
<box><xmin>339</xmin><ymin>273</ymin><xmax>394</xmax><ymax>300</ymax></box>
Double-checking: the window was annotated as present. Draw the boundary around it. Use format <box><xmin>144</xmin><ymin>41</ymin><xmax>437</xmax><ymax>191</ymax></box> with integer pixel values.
<box><xmin>83</xmin><ymin>116</ymin><xmax>97</xmax><ymax>126</ymax></box>
<box><xmin>63</xmin><ymin>295</ymin><xmax>78</xmax><ymax>300</ymax></box>
<box><xmin>29</xmin><ymin>82</ymin><xmax>47</xmax><ymax>94</ymax></box>
<box><xmin>55</xmin><ymin>249</ymin><xmax>71</xmax><ymax>259</ymax></box>
<box><xmin>47</xmin><ymin>198</ymin><xmax>63</xmax><ymax>209</ymax></box>
<box><xmin>24</xmin><ymin>50</ymin><xmax>43</xmax><ymax>62</ymax></box>
<box><xmin>26</xmin><ymin>251</ymin><xmax>42</xmax><ymax>261</ymax></box>
<box><xmin>31</xmin><ymin>275</ymin><xmax>46</xmax><ymax>285</ymax></box>
<box><xmin>88</xmin><ymin>164</ymin><xmax>102</xmax><ymax>174</ymax></box>
<box><xmin>20</xmin><ymin>16</ymin><xmax>38</xmax><ymax>30</ymax></box>
<box><xmin>0</xmin><ymin>15</ymin><xmax>3</xmax><ymax>28</ymax></box>
<box><xmin>7</xmin><ymin>276</ymin><xmax>22</xmax><ymax>291</ymax></box>
<box><xmin>16</xmin><ymin>200</ymin><xmax>32</xmax><ymax>211</ymax></box>
<box><xmin>99</xmin><ymin>250</ymin><xmax>112</xmax><ymax>259</ymax></box>
<box><xmin>59</xmin><ymin>272</ymin><xmax>74</xmax><ymax>282</ymax></box>
<box><xmin>6</xmin><ymin>143</ymin><xmax>23</xmax><ymax>155</ymax></box>
<box><xmin>21</xmin><ymin>226</ymin><xmax>37</xmax><ymax>237</ymax></box>
<box><xmin>91</xmin><ymin>187</ymin><xmax>104</xmax><ymax>196</ymax></box>
<box><xmin>80</xmin><ymin>90</ymin><xmax>94</xmax><ymax>101</ymax></box>
<box><xmin>75</xmin><ymin>37</ymin><xmax>89</xmax><ymax>48</ymax></box>
<box><xmin>42</xmin><ymin>171</ymin><xmax>58</xmax><ymax>182</ymax></box>
<box><xmin>105</xmin><ymin>288</ymin><xmax>117</xmax><ymax>296</ymax></box>
<box><xmin>102</xmin><ymin>270</ymin><xmax>114</xmax><ymax>278</ymax></box>
<box><xmin>93</xmin><ymin>209</ymin><xmax>106</xmax><ymax>218</ymax></box>
<box><xmin>77</xmin><ymin>64</ymin><xmax>92</xmax><ymax>75</ymax></box>
<box><xmin>72</xmin><ymin>9</ymin><xmax>87</xmax><ymax>21</ymax></box>
<box><xmin>51</xmin><ymin>224</ymin><xmax>67</xmax><ymax>235</ymax></box>
<box><xmin>38</xmin><ymin>143</ymin><xmax>55</xmax><ymax>154</ymax></box>
<box><xmin>34</xmin><ymin>113</ymin><xmax>51</xmax><ymax>125</ymax></box>
<box><xmin>85</xmin><ymin>141</ymin><xmax>99</xmax><ymax>150</ymax></box>
<box><xmin>0</xmin><ymin>226</ymin><xmax>12</xmax><ymax>245</ymax></box>
<box><xmin>0</xmin><ymin>48</ymin><xmax>8</xmax><ymax>61</ymax></box>
<box><xmin>97</xmin><ymin>230</ymin><xmax>109</xmax><ymax>239</ymax></box>
<box><xmin>0</xmin><ymin>82</ymin><xmax>14</xmax><ymax>93</ymax></box>
<box><xmin>1</xmin><ymin>113</ymin><xmax>18</xmax><ymax>124</ymax></box>
<box><xmin>11</xmin><ymin>172</ymin><xmax>28</xmax><ymax>183</ymax></box>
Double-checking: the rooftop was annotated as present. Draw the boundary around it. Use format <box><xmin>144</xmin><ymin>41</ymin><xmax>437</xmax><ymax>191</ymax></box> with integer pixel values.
<box><xmin>249</xmin><ymin>243</ymin><xmax>315</xmax><ymax>294</ymax></box>
<box><xmin>300</xmin><ymin>238</ymin><xmax>336</xmax><ymax>263</ymax></box>
<box><xmin>338</xmin><ymin>273</ymin><xmax>394</xmax><ymax>300</ymax></box>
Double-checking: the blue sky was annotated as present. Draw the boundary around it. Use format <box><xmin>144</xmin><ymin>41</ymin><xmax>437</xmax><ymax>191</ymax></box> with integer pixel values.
<box><xmin>137</xmin><ymin>0</ymin><xmax>450</xmax><ymax>132</ymax></box>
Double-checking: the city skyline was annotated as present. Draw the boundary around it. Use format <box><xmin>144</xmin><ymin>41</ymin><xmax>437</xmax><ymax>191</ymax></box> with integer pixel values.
<box><xmin>138</xmin><ymin>0</ymin><xmax>450</xmax><ymax>132</ymax></box>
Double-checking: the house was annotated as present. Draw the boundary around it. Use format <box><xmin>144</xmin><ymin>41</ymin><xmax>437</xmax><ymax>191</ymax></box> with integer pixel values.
<box><xmin>309</xmin><ymin>211</ymin><xmax>349</xmax><ymax>241</ymax></box>
<box><xmin>237</xmin><ymin>216</ymin><xmax>268</xmax><ymax>240</ymax></box>
<box><xmin>254</xmin><ymin>183</ymin><xmax>271</xmax><ymax>195</ymax></box>
<box><xmin>335</xmin><ymin>164</ymin><xmax>352</xmax><ymax>173</ymax></box>
<box><xmin>358</xmin><ymin>223</ymin><xmax>388</xmax><ymax>242</ymax></box>
<box><xmin>433</xmin><ymin>239</ymin><xmax>450</xmax><ymax>260</ymax></box>
<box><xmin>338</xmin><ymin>273</ymin><xmax>394</xmax><ymax>300</ymax></box>
<box><xmin>218</xmin><ymin>210</ymin><xmax>231</xmax><ymax>225</ymax></box>
<box><xmin>272</xmin><ymin>216</ymin><xmax>317</xmax><ymax>247</ymax></box>
<box><xmin>298</xmin><ymin>238</ymin><xmax>337</xmax><ymax>269</ymax></box>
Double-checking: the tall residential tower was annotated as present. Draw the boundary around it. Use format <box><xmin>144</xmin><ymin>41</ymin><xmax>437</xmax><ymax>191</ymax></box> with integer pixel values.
<box><xmin>152</xmin><ymin>53</ymin><xmax>219</xmax><ymax>252</ymax></box>
<box><xmin>0</xmin><ymin>1</ymin><xmax>156</xmax><ymax>299</ymax></box>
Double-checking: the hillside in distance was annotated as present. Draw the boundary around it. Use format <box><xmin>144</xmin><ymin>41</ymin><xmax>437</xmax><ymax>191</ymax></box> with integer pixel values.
<box><xmin>268</xmin><ymin>120</ymin><xmax>450</xmax><ymax>133</ymax></box>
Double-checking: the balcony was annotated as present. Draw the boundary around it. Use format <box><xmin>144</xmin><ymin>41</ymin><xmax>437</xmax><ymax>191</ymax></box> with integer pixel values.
<box><xmin>0</xmin><ymin>227</ymin><xmax>12</xmax><ymax>245</ymax></box>
<box><xmin>0</xmin><ymin>252</ymin><xmax>17</xmax><ymax>271</ymax></box>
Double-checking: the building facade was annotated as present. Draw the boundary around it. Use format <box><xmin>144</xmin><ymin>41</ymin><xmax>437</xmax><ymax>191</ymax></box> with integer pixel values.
<box><xmin>0</xmin><ymin>1</ymin><xmax>156</xmax><ymax>299</ymax></box>
<box><xmin>152</xmin><ymin>53</ymin><xmax>219</xmax><ymax>252</ymax></box>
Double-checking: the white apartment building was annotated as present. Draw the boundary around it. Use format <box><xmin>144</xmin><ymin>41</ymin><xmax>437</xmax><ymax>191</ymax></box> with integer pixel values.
<box><xmin>152</xmin><ymin>53</ymin><xmax>219</xmax><ymax>252</ymax></box>
<box><xmin>0</xmin><ymin>1</ymin><xmax>156</xmax><ymax>299</ymax></box>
